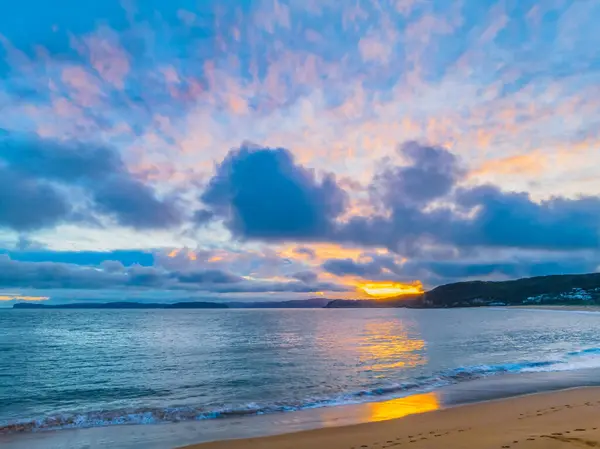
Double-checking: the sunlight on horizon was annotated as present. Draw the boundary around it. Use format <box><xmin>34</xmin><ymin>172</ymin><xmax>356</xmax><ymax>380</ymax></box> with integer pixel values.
<box><xmin>359</xmin><ymin>281</ymin><xmax>424</xmax><ymax>298</ymax></box>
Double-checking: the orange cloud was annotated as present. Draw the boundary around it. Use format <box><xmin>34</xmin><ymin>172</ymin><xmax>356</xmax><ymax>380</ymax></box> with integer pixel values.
<box><xmin>278</xmin><ymin>243</ymin><xmax>385</xmax><ymax>264</ymax></box>
<box><xmin>0</xmin><ymin>294</ymin><xmax>49</xmax><ymax>301</ymax></box>
<box><xmin>472</xmin><ymin>152</ymin><xmax>546</xmax><ymax>177</ymax></box>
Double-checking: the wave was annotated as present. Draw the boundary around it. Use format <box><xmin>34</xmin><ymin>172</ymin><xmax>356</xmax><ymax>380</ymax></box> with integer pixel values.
<box><xmin>3</xmin><ymin>349</ymin><xmax>600</xmax><ymax>435</ymax></box>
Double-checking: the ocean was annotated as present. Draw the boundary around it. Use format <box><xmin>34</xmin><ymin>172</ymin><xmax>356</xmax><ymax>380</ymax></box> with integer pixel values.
<box><xmin>2</xmin><ymin>307</ymin><xmax>600</xmax><ymax>448</ymax></box>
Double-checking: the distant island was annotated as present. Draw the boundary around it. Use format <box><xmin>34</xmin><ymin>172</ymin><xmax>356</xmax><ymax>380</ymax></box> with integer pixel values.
<box><xmin>13</xmin><ymin>301</ymin><xmax>228</xmax><ymax>309</ymax></box>
<box><xmin>12</xmin><ymin>298</ymin><xmax>331</xmax><ymax>309</ymax></box>
<box><xmin>326</xmin><ymin>272</ymin><xmax>600</xmax><ymax>308</ymax></box>
<box><xmin>12</xmin><ymin>273</ymin><xmax>600</xmax><ymax>310</ymax></box>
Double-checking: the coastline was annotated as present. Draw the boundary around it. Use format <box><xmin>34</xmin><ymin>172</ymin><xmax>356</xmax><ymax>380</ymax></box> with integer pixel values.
<box><xmin>3</xmin><ymin>308</ymin><xmax>600</xmax><ymax>449</ymax></box>
<box><xmin>4</xmin><ymin>368</ymin><xmax>600</xmax><ymax>449</ymax></box>
<box><xmin>512</xmin><ymin>305</ymin><xmax>600</xmax><ymax>312</ymax></box>
<box><xmin>181</xmin><ymin>387</ymin><xmax>600</xmax><ymax>449</ymax></box>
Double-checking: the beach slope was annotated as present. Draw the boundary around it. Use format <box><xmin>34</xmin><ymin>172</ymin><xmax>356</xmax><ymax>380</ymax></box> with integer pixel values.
<box><xmin>181</xmin><ymin>388</ymin><xmax>600</xmax><ymax>449</ymax></box>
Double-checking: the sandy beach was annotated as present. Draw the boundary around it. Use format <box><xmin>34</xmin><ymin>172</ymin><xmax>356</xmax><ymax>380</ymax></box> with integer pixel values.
<box><xmin>182</xmin><ymin>387</ymin><xmax>600</xmax><ymax>449</ymax></box>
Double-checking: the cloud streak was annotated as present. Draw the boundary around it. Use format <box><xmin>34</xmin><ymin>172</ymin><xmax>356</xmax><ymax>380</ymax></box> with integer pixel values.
<box><xmin>0</xmin><ymin>133</ymin><xmax>183</xmax><ymax>230</ymax></box>
<box><xmin>0</xmin><ymin>0</ymin><xmax>599</xmax><ymax>300</ymax></box>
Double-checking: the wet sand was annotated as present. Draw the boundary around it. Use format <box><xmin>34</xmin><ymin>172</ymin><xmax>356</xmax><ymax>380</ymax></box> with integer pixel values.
<box><xmin>182</xmin><ymin>387</ymin><xmax>600</xmax><ymax>449</ymax></box>
<box><xmin>4</xmin><ymin>370</ymin><xmax>600</xmax><ymax>449</ymax></box>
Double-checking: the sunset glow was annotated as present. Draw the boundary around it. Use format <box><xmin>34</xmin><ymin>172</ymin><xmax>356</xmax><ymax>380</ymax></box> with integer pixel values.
<box><xmin>359</xmin><ymin>281</ymin><xmax>424</xmax><ymax>298</ymax></box>
<box><xmin>0</xmin><ymin>0</ymin><xmax>598</xmax><ymax>304</ymax></box>
<box><xmin>0</xmin><ymin>295</ymin><xmax>49</xmax><ymax>301</ymax></box>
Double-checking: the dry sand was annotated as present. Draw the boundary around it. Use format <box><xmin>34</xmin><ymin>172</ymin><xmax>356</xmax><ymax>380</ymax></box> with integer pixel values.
<box><xmin>180</xmin><ymin>387</ymin><xmax>600</xmax><ymax>449</ymax></box>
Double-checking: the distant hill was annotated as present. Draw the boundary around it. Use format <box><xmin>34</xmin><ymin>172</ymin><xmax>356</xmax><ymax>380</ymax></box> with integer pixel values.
<box><xmin>13</xmin><ymin>301</ymin><xmax>228</xmax><ymax>309</ymax></box>
<box><xmin>423</xmin><ymin>272</ymin><xmax>600</xmax><ymax>308</ymax></box>
<box><xmin>226</xmin><ymin>298</ymin><xmax>331</xmax><ymax>308</ymax></box>
<box><xmin>325</xmin><ymin>296</ymin><xmax>423</xmax><ymax>308</ymax></box>
<box><xmin>326</xmin><ymin>273</ymin><xmax>600</xmax><ymax>308</ymax></box>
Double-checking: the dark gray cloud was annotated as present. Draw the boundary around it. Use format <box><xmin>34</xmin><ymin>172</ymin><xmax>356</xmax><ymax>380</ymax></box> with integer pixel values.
<box><xmin>291</xmin><ymin>271</ymin><xmax>318</xmax><ymax>283</ymax></box>
<box><xmin>193</xmin><ymin>209</ymin><xmax>214</xmax><ymax>225</ymax></box>
<box><xmin>174</xmin><ymin>269</ymin><xmax>243</xmax><ymax>284</ymax></box>
<box><xmin>370</xmin><ymin>141</ymin><xmax>464</xmax><ymax>208</ymax></box>
<box><xmin>452</xmin><ymin>186</ymin><xmax>600</xmax><ymax>250</ymax></box>
<box><xmin>294</xmin><ymin>247</ymin><xmax>316</xmax><ymax>258</ymax></box>
<box><xmin>336</xmin><ymin>142</ymin><xmax>600</xmax><ymax>253</ymax></box>
<box><xmin>320</xmin><ymin>252</ymin><xmax>600</xmax><ymax>289</ymax></box>
<box><xmin>0</xmin><ymin>134</ymin><xmax>182</xmax><ymax>230</ymax></box>
<box><xmin>0</xmin><ymin>136</ymin><xmax>121</xmax><ymax>181</ymax></box>
<box><xmin>322</xmin><ymin>258</ymin><xmax>383</xmax><ymax>277</ymax></box>
<box><xmin>0</xmin><ymin>255</ymin><xmax>347</xmax><ymax>293</ymax></box>
<box><xmin>93</xmin><ymin>176</ymin><xmax>181</xmax><ymax>229</ymax></box>
<box><xmin>402</xmin><ymin>254</ymin><xmax>600</xmax><ymax>287</ymax></box>
<box><xmin>198</xmin><ymin>144</ymin><xmax>347</xmax><ymax>240</ymax></box>
<box><xmin>0</xmin><ymin>167</ymin><xmax>71</xmax><ymax>231</ymax></box>
<box><xmin>0</xmin><ymin>255</ymin><xmax>122</xmax><ymax>289</ymax></box>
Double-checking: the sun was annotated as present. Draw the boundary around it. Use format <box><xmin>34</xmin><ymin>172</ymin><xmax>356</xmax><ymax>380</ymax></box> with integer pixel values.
<box><xmin>359</xmin><ymin>281</ymin><xmax>424</xmax><ymax>299</ymax></box>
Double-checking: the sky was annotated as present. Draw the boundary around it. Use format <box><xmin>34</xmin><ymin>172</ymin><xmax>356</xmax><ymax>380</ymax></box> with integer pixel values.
<box><xmin>0</xmin><ymin>0</ymin><xmax>599</xmax><ymax>304</ymax></box>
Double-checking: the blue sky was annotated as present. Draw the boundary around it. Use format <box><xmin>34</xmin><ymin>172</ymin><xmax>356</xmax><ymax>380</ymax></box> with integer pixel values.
<box><xmin>0</xmin><ymin>0</ymin><xmax>599</xmax><ymax>303</ymax></box>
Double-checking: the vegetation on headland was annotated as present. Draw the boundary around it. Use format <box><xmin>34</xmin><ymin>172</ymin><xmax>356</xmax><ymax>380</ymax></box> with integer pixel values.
<box><xmin>326</xmin><ymin>273</ymin><xmax>600</xmax><ymax>308</ymax></box>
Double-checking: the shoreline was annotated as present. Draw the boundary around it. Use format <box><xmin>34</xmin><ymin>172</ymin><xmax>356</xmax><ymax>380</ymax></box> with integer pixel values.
<box><xmin>181</xmin><ymin>387</ymin><xmax>600</xmax><ymax>449</ymax></box>
<box><xmin>511</xmin><ymin>305</ymin><xmax>600</xmax><ymax>312</ymax></box>
<box><xmin>4</xmin><ymin>368</ymin><xmax>600</xmax><ymax>449</ymax></box>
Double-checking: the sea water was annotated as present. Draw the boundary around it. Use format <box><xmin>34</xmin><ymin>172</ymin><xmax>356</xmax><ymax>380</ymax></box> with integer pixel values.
<box><xmin>2</xmin><ymin>307</ymin><xmax>600</xmax><ymax>438</ymax></box>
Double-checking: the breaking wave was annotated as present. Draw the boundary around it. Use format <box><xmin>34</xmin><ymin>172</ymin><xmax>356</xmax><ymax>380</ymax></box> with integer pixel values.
<box><xmin>3</xmin><ymin>349</ymin><xmax>600</xmax><ymax>435</ymax></box>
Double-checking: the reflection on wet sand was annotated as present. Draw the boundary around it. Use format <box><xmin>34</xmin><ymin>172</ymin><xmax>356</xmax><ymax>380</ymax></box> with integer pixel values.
<box><xmin>365</xmin><ymin>392</ymin><xmax>440</xmax><ymax>421</ymax></box>
<box><xmin>315</xmin><ymin>392</ymin><xmax>441</xmax><ymax>427</ymax></box>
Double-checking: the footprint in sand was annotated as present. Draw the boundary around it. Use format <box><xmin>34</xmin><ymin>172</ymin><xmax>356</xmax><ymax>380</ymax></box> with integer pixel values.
<box><xmin>544</xmin><ymin>435</ymin><xmax>600</xmax><ymax>447</ymax></box>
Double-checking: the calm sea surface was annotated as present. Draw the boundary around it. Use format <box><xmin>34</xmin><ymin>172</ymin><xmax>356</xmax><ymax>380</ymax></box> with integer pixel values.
<box><xmin>2</xmin><ymin>308</ymin><xmax>600</xmax><ymax>435</ymax></box>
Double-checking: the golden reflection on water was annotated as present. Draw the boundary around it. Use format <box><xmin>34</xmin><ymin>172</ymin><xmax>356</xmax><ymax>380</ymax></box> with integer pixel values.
<box><xmin>359</xmin><ymin>321</ymin><xmax>426</xmax><ymax>372</ymax></box>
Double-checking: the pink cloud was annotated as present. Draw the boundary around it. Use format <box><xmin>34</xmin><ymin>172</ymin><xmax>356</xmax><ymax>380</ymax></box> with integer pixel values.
<box><xmin>359</xmin><ymin>34</ymin><xmax>392</xmax><ymax>64</ymax></box>
<box><xmin>73</xmin><ymin>27</ymin><xmax>130</xmax><ymax>90</ymax></box>
<box><xmin>394</xmin><ymin>0</ymin><xmax>425</xmax><ymax>17</ymax></box>
<box><xmin>61</xmin><ymin>66</ymin><xmax>103</xmax><ymax>107</ymax></box>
